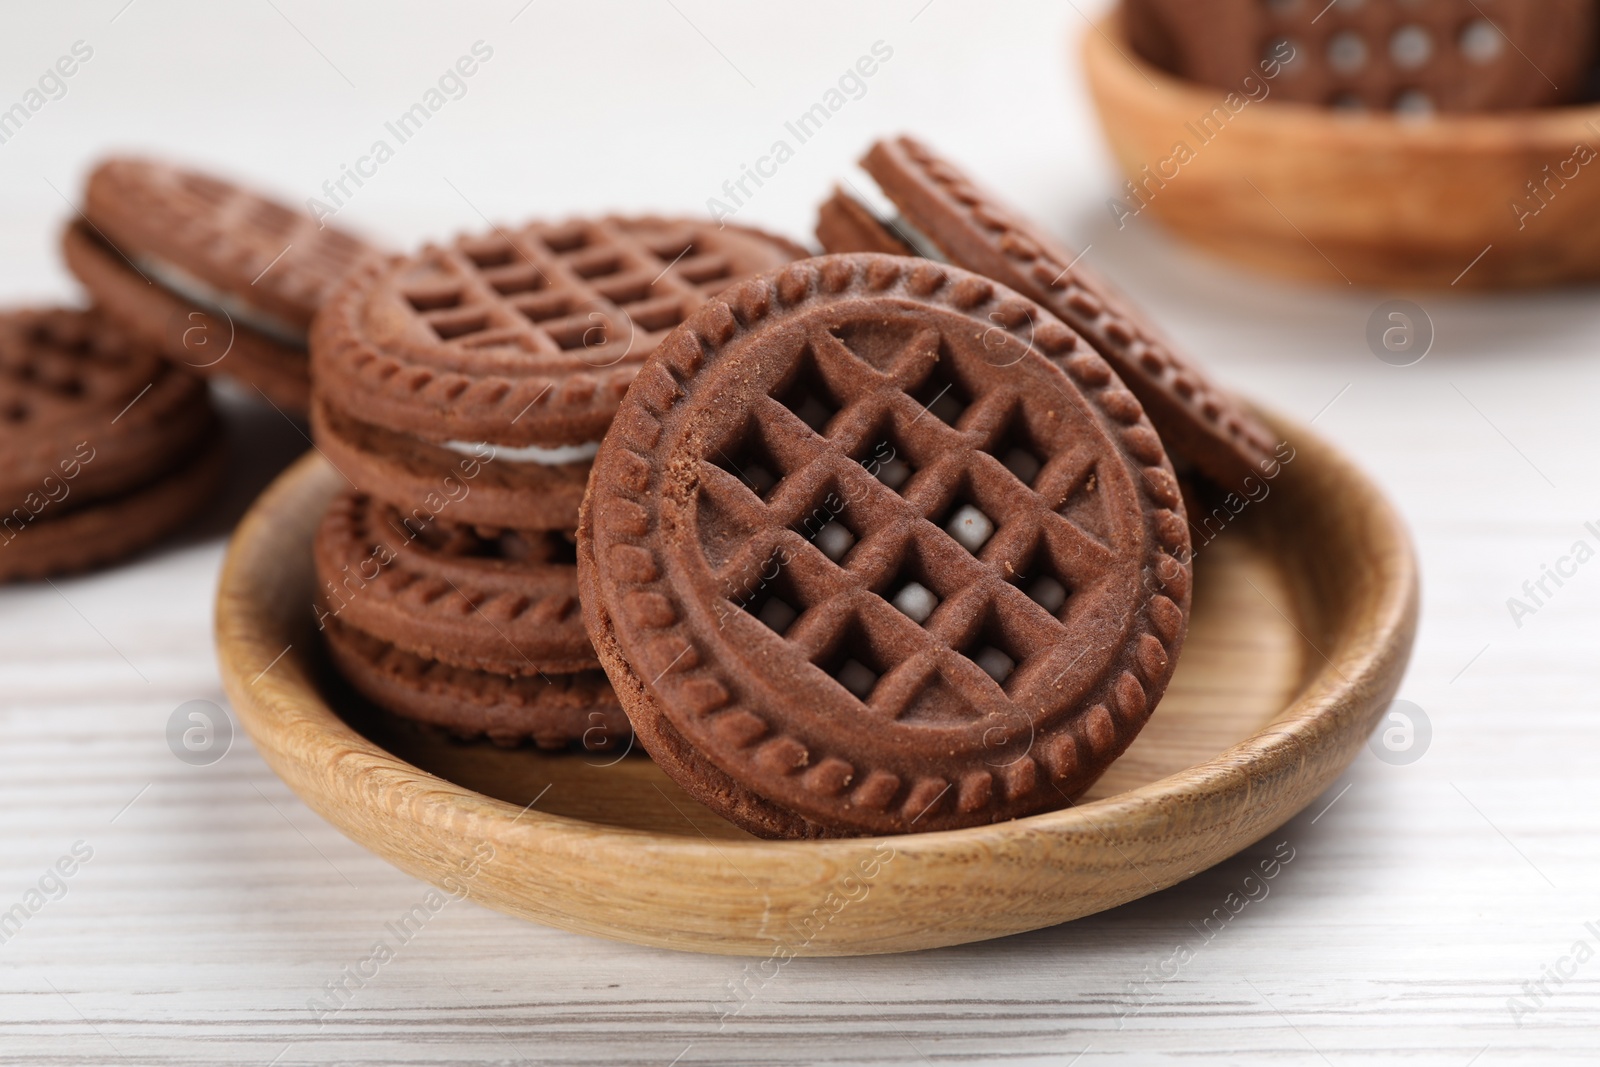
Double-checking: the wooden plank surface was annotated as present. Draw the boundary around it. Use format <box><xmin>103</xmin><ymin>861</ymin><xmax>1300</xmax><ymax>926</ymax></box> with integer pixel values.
<box><xmin>4</xmin><ymin>0</ymin><xmax>1600</xmax><ymax>1062</ymax></box>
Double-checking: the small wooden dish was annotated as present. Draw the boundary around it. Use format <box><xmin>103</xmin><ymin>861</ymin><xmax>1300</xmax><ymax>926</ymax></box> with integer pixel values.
<box><xmin>1083</xmin><ymin>12</ymin><xmax>1600</xmax><ymax>290</ymax></box>
<box><xmin>216</xmin><ymin>411</ymin><xmax>1416</xmax><ymax>956</ymax></box>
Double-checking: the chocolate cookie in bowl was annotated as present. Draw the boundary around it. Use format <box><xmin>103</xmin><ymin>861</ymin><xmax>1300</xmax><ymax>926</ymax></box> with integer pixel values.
<box><xmin>309</xmin><ymin>215</ymin><xmax>809</xmax><ymax>533</ymax></box>
<box><xmin>819</xmin><ymin>134</ymin><xmax>1283</xmax><ymax>498</ymax></box>
<box><xmin>313</xmin><ymin>490</ymin><xmax>629</xmax><ymax>750</ymax></box>
<box><xmin>578</xmin><ymin>254</ymin><xmax>1193</xmax><ymax>837</ymax></box>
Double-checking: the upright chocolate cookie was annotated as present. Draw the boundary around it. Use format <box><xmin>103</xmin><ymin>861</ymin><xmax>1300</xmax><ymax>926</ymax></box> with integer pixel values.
<box><xmin>64</xmin><ymin>157</ymin><xmax>375</xmax><ymax>412</ymax></box>
<box><xmin>311</xmin><ymin>216</ymin><xmax>807</xmax><ymax>531</ymax></box>
<box><xmin>578</xmin><ymin>254</ymin><xmax>1192</xmax><ymax>838</ymax></box>
<box><xmin>818</xmin><ymin>135</ymin><xmax>1280</xmax><ymax>496</ymax></box>
<box><xmin>0</xmin><ymin>308</ymin><xmax>223</xmax><ymax>581</ymax></box>
<box><xmin>1125</xmin><ymin>0</ymin><xmax>1598</xmax><ymax>112</ymax></box>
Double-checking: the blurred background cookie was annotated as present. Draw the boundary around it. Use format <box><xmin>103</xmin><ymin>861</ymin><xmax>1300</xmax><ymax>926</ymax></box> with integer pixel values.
<box><xmin>1125</xmin><ymin>0</ymin><xmax>1599</xmax><ymax>113</ymax></box>
<box><xmin>0</xmin><ymin>307</ymin><xmax>222</xmax><ymax>581</ymax></box>
<box><xmin>63</xmin><ymin>157</ymin><xmax>376</xmax><ymax>413</ymax></box>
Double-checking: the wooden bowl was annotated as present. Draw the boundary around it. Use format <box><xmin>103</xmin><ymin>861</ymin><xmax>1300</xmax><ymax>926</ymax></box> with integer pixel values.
<box><xmin>216</xmin><ymin>411</ymin><xmax>1416</xmax><ymax>956</ymax></box>
<box><xmin>1082</xmin><ymin>12</ymin><xmax>1600</xmax><ymax>290</ymax></box>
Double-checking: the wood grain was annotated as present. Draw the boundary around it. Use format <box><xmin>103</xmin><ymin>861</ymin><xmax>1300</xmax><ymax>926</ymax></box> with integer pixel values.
<box><xmin>214</xmin><ymin>409</ymin><xmax>1416</xmax><ymax>956</ymax></box>
<box><xmin>1083</xmin><ymin>11</ymin><xmax>1600</xmax><ymax>290</ymax></box>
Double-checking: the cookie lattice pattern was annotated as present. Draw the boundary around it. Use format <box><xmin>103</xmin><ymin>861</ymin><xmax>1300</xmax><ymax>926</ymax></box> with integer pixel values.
<box><xmin>701</xmin><ymin>311</ymin><xmax>1131</xmax><ymax>727</ymax></box>
<box><xmin>396</xmin><ymin>218</ymin><xmax>752</xmax><ymax>370</ymax></box>
<box><xmin>0</xmin><ymin>310</ymin><xmax>198</xmax><ymax>440</ymax></box>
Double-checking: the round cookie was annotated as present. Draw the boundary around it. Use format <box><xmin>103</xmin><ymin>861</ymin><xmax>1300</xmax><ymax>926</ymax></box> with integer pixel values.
<box><xmin>64</xmin><ymin>157</ymin><xmax>376</xmax><ymax>413</ymax></box>
<box><xmin>322</xmin><ymin>614</ymin><xmax>628</xmax><ymax>751</ymax></box>
<box><xmin>310</xmin><ymin>216</ymin><xmax>808</xmax><ymax>532</ymax></box>
<box><xmin>0</xmin><ymin>308</ymin><xmax>223</xmax><ymax>581</ymax></box>
<box><xmin>818</xmin><ymin>135</ymin><xmax>1282</xmax><ymax>497</ymax></box>
<box><xmin>578</xmin><ymin>254</ymin><xmax>1193</xmax><ymax>838</ymax></box>
<box><xmin>313</xmin><ymin>490</ymin><xmax>596</xmax><ymax>675</ymax></box>
<box><xmin>1123</xmin><ymin>0</ymin><xmax>1598</xmax><ymax>113</ymax></box>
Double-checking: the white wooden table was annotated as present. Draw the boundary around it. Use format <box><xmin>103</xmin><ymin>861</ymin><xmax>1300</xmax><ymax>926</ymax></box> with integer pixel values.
<box><xmin>4</xmin><ymin>2</ymin><xmax>1599</xmax><ymax>1063</ymax></box>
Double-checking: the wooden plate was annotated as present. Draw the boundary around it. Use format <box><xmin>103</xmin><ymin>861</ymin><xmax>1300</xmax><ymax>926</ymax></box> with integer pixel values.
<box><xmin>1082</xmin><ymin>11</ymin><xmax>1600</xmax><ymax>290</ymax></box>
<box><xmin>216</xmin><ymin>411</ymin><xmax>1416</xmax><ymax>956</ymax></box>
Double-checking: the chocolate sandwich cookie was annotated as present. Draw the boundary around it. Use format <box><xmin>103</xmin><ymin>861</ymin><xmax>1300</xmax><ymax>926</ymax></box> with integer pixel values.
<box><xmin>311</xmin><ymin>216</ymin><xmax>808</xmax><ymax>533</ymax></box>
<box><xmin>1124</xmin><ymin>0</ymin><xmax>1598</xmax><ymax>113</ymax></box>
<box><xmin>0</xmin><ymin>308</ymin><xmax>223</xmax><ymax>581</ymax></box>
<box><xmin>578</xmin><ymin>254</ymin><xmax>1192</xmax><ymax>837</ymax></box>
<box><xmin>63</xmin><ymin>157</ymin><xmax>374</xmax><ymax>413</ymax></box>
<box><xmin>817</xmin><ymin>135</ymin><xmax>1279</xmax><ymax>496</ymax></box>
<box><xmin>314</xmin><ymin>490</ymin><xmax>597</xmax><ymax>675</ymax></box>
<box><xmin>314</xmin><ymin>492</ymin><xmax>628</xmax><ymax>749</ymax></box>
<box><xmin>322</xmin><ymin>616</ymin><xmax>627</xmax><ymax>750</ymax></box>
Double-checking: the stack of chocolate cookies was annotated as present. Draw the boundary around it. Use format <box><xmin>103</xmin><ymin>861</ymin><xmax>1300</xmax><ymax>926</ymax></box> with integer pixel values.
<box><xmin>308</xmin><ymin>215</ymin><xmax>807</xmax><ymax>749</ymax></box>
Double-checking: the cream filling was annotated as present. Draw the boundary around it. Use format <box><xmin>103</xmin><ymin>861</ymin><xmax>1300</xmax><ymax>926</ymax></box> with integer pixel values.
<box><xmin>839</xmin><ymin>184</ymin><xmax>949</xmax><ymax>263</ymax></box>
<box><xmin>440</xmin><ymin>439</ymin><xmax>600</xmax><ymax>466</ymax></box>
<box><xmin>887</xmin><ymin>212</ymin><xmax>950</xmax><ymax>264</ymax></box>
<box><xmin>138</xmin><ymin>255</ymin><xmax>307</xmax><ymax>350</ymax></box>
